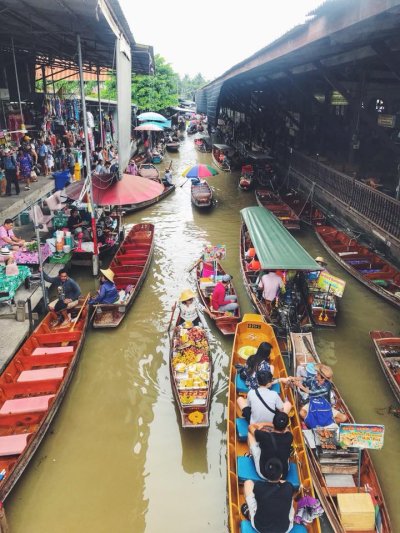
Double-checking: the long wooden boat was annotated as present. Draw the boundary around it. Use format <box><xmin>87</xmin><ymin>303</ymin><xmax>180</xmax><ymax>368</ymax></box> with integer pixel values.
<box><xmin>212</xmin><ymin>143</ymin><xmax>234</xmax><ymax>172</ymax></box>
<box><xmin>255</xmin><ymin>188</ymin><xmax>301</xmax><ymax>230</ymax></box>
<box><xmin>280</xmin><ymin>190</ymin><xmax>325</xmax><ymax>226</ymax></box>
<box><xmin>315</xmin><ymin>225</ymin><xmax>400</xmax><ymax>309</ymax></box>
<box><xmin>93</xmin><ymin>223</ymin><xmax>154</xmax><ymax>328</ymax></box>
<box><xmin>165</xmin><ymin>142</ymin><xmax>180</xmax><ymax>152</ymax></box>
<box><xmin>191</xmin><ymin>180</ymin><xmax>213</xmax><ymax>208</ymax></box>
<box><xmin>370</xmin><ymin>330</ymin><xmax>400</xmax><ymax>403</ymax></box>
<box><xmin>138</xmin><ymin>163</ymin><xmax>160</xmax><ymax>181</ymax></box>
<box><xmin>228</xmin><ymin>314</ymin><xmax>321</xmax><ymax>533</ymax></box>
<box><xmin>240</xmin><ymin>208</ymin><xmax>315</xmax><ymax>333</ymax></box>
<box><xmin>238</xmin><ymin>164</ymin><xmax>254</xmax><ymax>191</ymax></box>
<box><xmin>169</xmin><ymin>318</ymin><xmax>212</xmax><ymax>428</ymax></box>
<box><xmin>291</xmin><ymin>332</ymin><xmax>391</xmax><ymax>533</ymax></box>
<box><xmin>122</xmin><ymin>185</ymin><xmax>175</xmax><ymax>214</ymax></box>
<box><xmin>194</xmin><ymin>260</ymin><xmax>241</xmax><ymax>335</ymax></box>
<box><xmin>0</xmin><ymin>300</ymin><xmax>89</xmax><ymax>501</ymax></box>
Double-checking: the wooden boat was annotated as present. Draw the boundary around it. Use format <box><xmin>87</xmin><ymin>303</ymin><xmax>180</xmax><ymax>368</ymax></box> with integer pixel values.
<box><xmin>238</xmin><ymin>164</ymin><xmax>254</xmax><ymax>191</ymax></box>
<box><xmin>92</xmin><ymin>223</ymin><xmax>154</xmax><ymax>328</ymax></box>
<box><xmin>138</xmin><ymin>163</ymin><xmax>160</xmax><ymax>182</ymax></box>
<box><xmin>370</xmin><ymin>330</ymin><xmax>400</xmax><ymax>403</ymax></box>
<box><xmin>169</xmin><ymin>319</ymin><xmax>212</xmax><ymax>428</ymax></box>
<box><xmin>280</xmin><ymin>190</ymin><xmax>326</xmax><ymax>226</ymax></box>
<box><xmin>212</xmin><ymin>143</ymin><xmax>234</xmax><ymax>172</ymax></box>
<box><xmin>151</xmin><ymin>152</ymin><xmax>163</xmax><ymax>164</ymax></box>
<box><xmin>0</xmin><ymin>300</ymin><xmax>89</xmax><ymax>501</ymax></box>
<box><xmin>122</xmin><ymin>184</ymin><xmax>175</xmax><ymax>214</ymax></box>
<box><xmin>194</xmin><ymin>260</ymin><xmax>241</xmax><ymax>335</ymax></box>
<box><xmin>315</xmin><ymin>225</ymin><xmax>400</xmax><ymax>310</ymax></box>
<box><xmin>302</xmin><ymin>272</ymin><xmax>339</xmax><ymax>328</ymax></box>
<box><xmin>194</xmin><ymin>136</ymin><xmax>211</xmax><ymax>153</ymax></box>
<box><xmin>240</xmin><ymin>207</ymin><xmax>316</xmax><ymax>333</ymax></box>
<box><xmin>255</xmin><ymin>188</ymin><xmax>301</xmax><ymax>230</ymax></box>
<box><xmin>165</xmin><ymin>142</ymin><xmax>180</xmax><ymax>152</ymax></box>
<box><xmin>228</xmin><ymin>314</ymin><xmax>321</xmax><ymax>533</ymax></box>
<box><xmin>191</xmin><ymin>180</ymin><xmax>213</xmax><ymax>208</ymax></box>
<box><xmin>291</xmin><ymin>332</ymin><xmax>391</xmax><ymax>533</ymax></box>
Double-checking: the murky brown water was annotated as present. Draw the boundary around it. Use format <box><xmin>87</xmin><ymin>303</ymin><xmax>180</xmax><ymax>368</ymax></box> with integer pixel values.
<box><xmin>6</xmin><ymin>136</ymin><xmax>400</xmax><ymax>532</ymax></box>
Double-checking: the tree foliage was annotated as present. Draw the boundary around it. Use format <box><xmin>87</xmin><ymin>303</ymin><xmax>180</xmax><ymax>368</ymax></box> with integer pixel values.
<box><xmin>180</xmin><ymin>73</ymin><xmax>209</xmax><ymax>101</ymax></box>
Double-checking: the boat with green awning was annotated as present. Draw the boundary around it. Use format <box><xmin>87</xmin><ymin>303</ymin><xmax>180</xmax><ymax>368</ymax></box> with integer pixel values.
<box><xmin>240</xmin><ymin>206</ymin><xmax>323</xmax><ymax>332</ymax></box>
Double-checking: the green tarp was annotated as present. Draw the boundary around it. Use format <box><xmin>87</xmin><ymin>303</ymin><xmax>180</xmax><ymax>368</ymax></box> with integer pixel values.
<box><xmin>241</xmin><ymin>206</ymin><xmax>323</xmax><ymax>271</ymax></box>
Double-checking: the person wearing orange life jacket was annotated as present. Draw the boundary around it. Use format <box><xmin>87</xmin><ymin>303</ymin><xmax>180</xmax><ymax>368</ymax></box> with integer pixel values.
<box><xmin>248</xmin><ymin>253</ymin><xmax>261</xmax><ymax>271</ymax></box>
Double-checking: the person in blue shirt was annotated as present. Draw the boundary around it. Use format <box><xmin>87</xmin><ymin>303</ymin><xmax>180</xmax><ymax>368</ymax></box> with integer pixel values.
<box><xmin>89</xmin><ymin>268</ymin><xmax>119</xmax><ymax>305</ymax></box>
<box><xmin>40</xmin><ymin>267</ymin><xmax>81</xmax><ymax>325</ymax></box>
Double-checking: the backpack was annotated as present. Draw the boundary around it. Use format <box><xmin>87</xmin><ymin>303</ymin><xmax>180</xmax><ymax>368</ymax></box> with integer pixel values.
<box><xmin>304</xmin><ymin>397</ymin><xmax>334</xmax><ymax>429</ymax></box>
<box><xmin>4</xmin><ymin>156</ymin><xmax>16</xmax><ymax>170</ymax></box>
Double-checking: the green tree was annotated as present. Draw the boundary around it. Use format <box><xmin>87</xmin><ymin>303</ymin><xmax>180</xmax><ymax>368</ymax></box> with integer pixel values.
<box><xmin>131</xmin><ymin>54</ymin><xmax>179</xmax><ymax>111</ymax></box>
<box><xmin>180</xmin><ymin>73</ymin><xmax>209</xmax><ymax>100</ymax></box>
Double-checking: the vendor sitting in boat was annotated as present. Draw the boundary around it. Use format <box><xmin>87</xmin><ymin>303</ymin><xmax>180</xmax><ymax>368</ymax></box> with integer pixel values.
<box><xmin>307</xmin><ymin>256</ymin><xmax>327</xmax><ymax>282</ymax></box>
<box><xmin>211</xmin><ymin>274</ymin><xmax>238</xmax><ymax>313</ymax></box>
<box><xmin>162</xmin><ymin>168</ymin><xmax>173</xmax><ymax>187</ymax></box>
<box><xmin>177</xmin><ymin>289</ymin><xmax>214</xmax><ymax>328</ymax></box>
<box><xmin>67</xmin><ymin>208</ymin><xmax>90</xmax><ymax>239</ymax></box>
<box><xmin>89</xmin><ymin>268</ymin><xmax>119</xmax><ymax>305</ymax></box>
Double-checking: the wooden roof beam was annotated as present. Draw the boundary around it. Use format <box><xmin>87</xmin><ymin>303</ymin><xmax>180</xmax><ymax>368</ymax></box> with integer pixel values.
<box><xmin>371</xmin><ymin>40</ymin><xmax>400</xmax><ymax>82</ymax></box>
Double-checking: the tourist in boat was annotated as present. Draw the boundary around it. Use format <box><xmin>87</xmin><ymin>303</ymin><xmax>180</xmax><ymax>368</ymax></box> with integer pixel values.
<box><xmin>0</xmin><ymin>218</ymin><xmax>26</xmax><ymax>250</ymax></box>
<box><xmin>88</xmin><ymin>269</ymin><xmax>119</xmax><ymax>305</ymax></box>
<box><xmin>177</xmin><ymin>289</ymin><xmax>214</xmax><ymax>328</ymax></box>
<box><xmin>211</xmin><ymin>274</ymin><xmax>238</xmax><ymax>313</ymax></box>
<box><xmin>41</xmin><ymin>267</ymin><xmax>81</xmax><ymax>325</ymax></box>
<box><xmin>242</xmin><ymin>458</ymin><xmax>295</xmax><ymax>533</ymax></box>
<box><xmin>248</xmin><ymin>412</ymin><xmax>293</xmax><ymax>479</ymax></box>
<box><xmin>258</xmin><ymin>270</ymin><xmax>285</xmax><ymax>313</ymax></box>
<box><xmin>239</xmin><ymin>342</ymin><xmax>275</xmax><ymax>389</ymax></box>
<box><xmin>248</xmin><ymin>253</ymin><xmax>261</xmax><ymax>271</ymax></box>
<box><xmin>293</xmin><ymin>363</ymin><xmax>347</xmax><ymax>425</ymax></box>
<box><xmin>237</xmin><ymin>371</ymin><xmax>292</xmax><ymax>425</ymax></box>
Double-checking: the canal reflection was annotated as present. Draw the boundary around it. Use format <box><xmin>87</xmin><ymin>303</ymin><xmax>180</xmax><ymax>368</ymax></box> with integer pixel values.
<box><xmin>6</xmin><ymin>135</ymin><xmax>400</xmax><ymax>533</ymax></box>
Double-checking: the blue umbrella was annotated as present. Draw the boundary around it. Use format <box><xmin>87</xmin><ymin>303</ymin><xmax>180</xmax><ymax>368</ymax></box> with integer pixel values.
<box><xmin>137</xmin><ymin>112</ymin><xmax>168</xmax><ymax>123</ymax></box>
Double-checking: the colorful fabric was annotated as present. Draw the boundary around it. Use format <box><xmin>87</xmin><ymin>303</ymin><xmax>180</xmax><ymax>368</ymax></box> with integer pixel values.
<box><xmin>13</xmin><ymin>243</ymin><xmax>52</xmax><ymax>265</ymax></box>
<box><xmin>0</xmin><ymin>265</ymin><xmax>31</xmax><ymax>303</ymax></box>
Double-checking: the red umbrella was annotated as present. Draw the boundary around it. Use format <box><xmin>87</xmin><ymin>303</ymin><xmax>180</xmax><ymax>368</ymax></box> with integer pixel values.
<box><xmin>64</xmin><ymin>174</ymin><xmax>165</xmax><ymax>206</ymax></box>
<box><xmin>134</xmin><ymin>123</ymin><xmax>164</xmax><ymax>131</ymax></box>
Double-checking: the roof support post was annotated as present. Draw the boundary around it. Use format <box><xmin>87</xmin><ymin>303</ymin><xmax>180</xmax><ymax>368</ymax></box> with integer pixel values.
<box><xmin>77</xmin><ymin>33</ymin><xmax>99</xmax><ymax>275</ymax></box>
<box><xmin>96</xmin><ymin>66</ymin><xmax>104</xmax><ymax>148</ymax></box>
<box><xmin>11</xmin><ymin>37</ymin><xmax>24</xmax><ymax>128</ymax></box>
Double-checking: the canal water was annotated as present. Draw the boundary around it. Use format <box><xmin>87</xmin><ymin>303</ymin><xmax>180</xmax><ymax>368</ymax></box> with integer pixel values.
<box><xmin>7</xmin><ymin>136</ymin><xmax>400</xmax><ymax>532</ymax></box>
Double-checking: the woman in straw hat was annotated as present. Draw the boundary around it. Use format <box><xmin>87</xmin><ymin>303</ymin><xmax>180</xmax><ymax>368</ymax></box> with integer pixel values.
<box><xmin>177</xmin><ymin>288</ymin><xmax>214</xmax><ymax>328</ymax></box>
<box><xmin>89</xmin><ymin>268</ymin><xmax>119</xmax><ymax>305</ymax></box>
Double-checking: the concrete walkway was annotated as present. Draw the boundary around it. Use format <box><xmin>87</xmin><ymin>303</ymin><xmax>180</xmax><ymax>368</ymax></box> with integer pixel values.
<box><xmin>0</xmin><ymin>174</ymin><xmax>55</xmax><ymax>221</ymax></box>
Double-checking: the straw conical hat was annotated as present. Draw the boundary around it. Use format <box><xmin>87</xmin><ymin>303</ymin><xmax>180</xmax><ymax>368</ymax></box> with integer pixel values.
<box><xmin>179</xmin><ymin>289</ymin><xmax>195</xmax><ymax>302</ymax></box>
<box><xmin>100</xmin><ymin>268</ymin><xmax>115</xmax><ymax>282</ymax></box>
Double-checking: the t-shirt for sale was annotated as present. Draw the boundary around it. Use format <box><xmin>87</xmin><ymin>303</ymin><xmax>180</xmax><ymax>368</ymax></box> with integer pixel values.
<box><xmin>255</xmin><ymin>430</ymin><xmax>293</xmax><ymax>478</ymax></box>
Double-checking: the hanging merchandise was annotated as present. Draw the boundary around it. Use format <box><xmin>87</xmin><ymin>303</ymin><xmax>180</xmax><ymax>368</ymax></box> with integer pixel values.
<box><xmin>87</xmin><ymin>111</ymin><xmax>95</xmax><ymax>128</ymax></box>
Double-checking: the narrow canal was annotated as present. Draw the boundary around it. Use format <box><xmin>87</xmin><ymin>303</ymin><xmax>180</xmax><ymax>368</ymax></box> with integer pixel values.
<box><xmin>7</xmin><ymin>136</ymin><xmax>400</xmax><ymax>532</ymax></box>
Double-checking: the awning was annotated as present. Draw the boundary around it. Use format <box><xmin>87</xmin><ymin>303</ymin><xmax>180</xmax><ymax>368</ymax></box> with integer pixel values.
<box><xmin>241</xmin><ymin>207</ymin><xmax>323</xmax><ymax>271</ymax></box>
<box><xmin>65</xmin><ymin>174</ymin><xmax>164</xmax><ymax>206</ymax></box>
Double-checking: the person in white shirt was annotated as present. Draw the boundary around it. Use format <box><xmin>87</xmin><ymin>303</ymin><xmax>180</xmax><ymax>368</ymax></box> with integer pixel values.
<box><xmin>176</xmin><ymin>289</ymin><xmax>214</xmax><ymax>328</ymax></box>
<box><xmin>258</xmin><ymin>271</ymin><xmax>285</xmax><ymax>314</ymax></box>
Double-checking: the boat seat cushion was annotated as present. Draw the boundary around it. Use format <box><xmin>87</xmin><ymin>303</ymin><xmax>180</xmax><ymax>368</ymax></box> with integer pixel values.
<box><xmin>0</xmin><ymin>433</ymin><xmax>32</xmax><ymax>456</ymax></box>
<box><xmin>0</xmin><ymin>394</ymin><xmax>55</xmax><ymax>415</ymax></box>
<box><xmin>236</xmin><ymin>417</ymin><xmax>249</xmax><ymax>441</ymax></box>
<box><xmin>32</xmin><ymin>346</ymin><xmax>74</xmax><ymax>356</ymax></box>
<box><xmin>240</xmin><ymin>521</ymin><xmax>307</xmax><ymax>533</ymax></box>
<box><xmin>17</xmin><ymin>367</ymin><xmax>67</xmax><ymax>382</ymax></box>
<box><xmin>237</xmin><ymin>456</ymin><xmax>299</xmax><ymax>489</ymax></box>
<box><xmin>236</xmin><ymin>374</ymin><xmax>280</xmax><ymax>394</ymax></box>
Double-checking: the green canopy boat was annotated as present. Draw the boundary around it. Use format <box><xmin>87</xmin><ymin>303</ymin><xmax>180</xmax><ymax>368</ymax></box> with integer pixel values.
<box><xmin>240</xmin><ymin>206</ymin><xmax>322</xmax><ymax>332</ymax></box>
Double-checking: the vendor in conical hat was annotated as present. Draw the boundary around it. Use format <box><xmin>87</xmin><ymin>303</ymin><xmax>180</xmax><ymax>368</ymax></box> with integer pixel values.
<box><xmin>89</xmin><ymin>268</ymin><xmax>119</xmax><ymax>305</ymax></box>
<box><xmin>176</xmin><ymin>288</ymin><xmax>214</xmax><ymax>328</ymax></box>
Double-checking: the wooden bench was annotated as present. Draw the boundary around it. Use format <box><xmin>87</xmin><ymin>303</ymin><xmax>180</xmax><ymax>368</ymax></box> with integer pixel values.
<box><xmin>32</xmin><ymin>346</ymin><xmax>74</xmax><ymax>356</ymax></box>
<box><xmin>17</xmin><ymin>367</ymin><xmax>67</xmax><ymax>383</ymax></box>
<box><xmin>0</xmin><ymin>433</ymin><xmax>32</xmax><ymax>456</ymax></box>
<box><xmin>0</xmin><ymin>394</ymin><xmax>55</xmax><ymax>415</ymax></box>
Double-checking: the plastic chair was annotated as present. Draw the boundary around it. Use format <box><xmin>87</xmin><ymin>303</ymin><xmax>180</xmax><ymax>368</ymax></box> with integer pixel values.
<box><xmin>44</xmin><ymin>191</ymin><xmax>66</xmax><ymax>213</ymax></box>
<box><xmin>30</xmin><ymin>204</ymin><xmax>53</xmax><ymax>232</ymax></box>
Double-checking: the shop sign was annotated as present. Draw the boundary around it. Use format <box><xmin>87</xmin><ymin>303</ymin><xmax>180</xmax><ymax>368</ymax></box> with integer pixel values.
<box><xmin>317</xmin><ymin>271</ymin><xmax>346</xmax><ymax>297</ymax></box>
<box><xmin>377</xmin><ymin>114</ymin><xmax>396</xmax><ymax>128</ymax></box>
<box><xmin>339</xmin><ymin>424</ymin><xmax>385</xmax><ymax>450</ymax></box>
<box><xmin>203</xmin><ymin>244</ymin><xmax>226</xmax><ymax>261</ymax></box>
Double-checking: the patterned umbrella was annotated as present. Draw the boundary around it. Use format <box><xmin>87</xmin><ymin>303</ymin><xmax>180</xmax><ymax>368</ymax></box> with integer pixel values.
<box><xmin>182</xmin><ymin>164</ymin><xmax>219</xmax><ymax>178</ymax></box>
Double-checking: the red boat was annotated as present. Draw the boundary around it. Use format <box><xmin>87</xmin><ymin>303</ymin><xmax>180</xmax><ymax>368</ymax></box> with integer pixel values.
<box><xmin>93</xmin><ymin>223</ymin><xmax>154</xmax><ymax>328</ymax></box>
<box><xmin>0</xmin><ymin>301</ymin><xmax>89</xmax><ymax>501</ymax></box>
<box><xmin>315</xmin><ymin>225</ymin><xmax>400</xmax><ymax>309</ymax></box>
<box><xmin>238</xmin><ymin>164</ymin><xmax>254</xmax><ymax>190</ymax></box>
<box><xmin>280</xmin><ymin>189</ymin><xmax>325</xmax><ymax>226</ymax></box>
<box><xmin>370</xmin><ymin>330</ymin><xmax>400</xmax><ymax>403</ymax></box>
<box><xmin>255</xmin><ymin>188</ymin><xmax>301</xmax><ymax>230</ymax></box>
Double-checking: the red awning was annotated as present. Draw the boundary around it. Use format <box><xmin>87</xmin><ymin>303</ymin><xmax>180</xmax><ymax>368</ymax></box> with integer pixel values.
<box><xmin>65</xmin><ymin>174</ymin><xmax>165</xmax><ymax>206</ymax></box>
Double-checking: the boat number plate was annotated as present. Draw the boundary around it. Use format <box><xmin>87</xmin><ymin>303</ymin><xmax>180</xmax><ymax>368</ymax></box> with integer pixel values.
<box><xmin>247</xmin><ymin>324</ymin><xmax>261</xmax><ymax>329</ymax></box>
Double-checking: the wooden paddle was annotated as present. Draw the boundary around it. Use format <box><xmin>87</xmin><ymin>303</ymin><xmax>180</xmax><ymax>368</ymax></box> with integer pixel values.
<box><xmin>60</xmin><ymin>293</ymin><xmax>90</xmax><ymax>346</ymax></box>
<box><xmin>167</xmin><ymin>302</ymin><xmax>177</xmax><ymax>331</ymax></box>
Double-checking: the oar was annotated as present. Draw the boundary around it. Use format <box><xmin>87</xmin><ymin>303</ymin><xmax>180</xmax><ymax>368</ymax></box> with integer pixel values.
<box><xmin>188</xmin><ymin>259</ymin><xmax>201</xmax><ymax>273</ymax></box>
<box><xmin>302</xmin><ymin>334</ymin><xmax>318</xmax><ymax>362</ymax></box>
<box><xmin>167</xmin><ymin>302</ymin><xmax>177</xmax><ymax>331</ymax></box>
<box><xmin>179</xmin><ymin>178</ymin><xmax>189</xmax><ymax>188</ymax></box>
<box><xmin>69</xmin><ymin>293</ymin><xmax>90</xmax><ymax>332</ymax></box>
<box><xmin>319</xmin><ymin>284</ymin><xmax>331</xmax><ymax>322</ymax></box>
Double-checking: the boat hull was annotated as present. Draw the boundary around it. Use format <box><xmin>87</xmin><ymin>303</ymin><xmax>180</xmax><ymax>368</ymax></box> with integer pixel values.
<box><xmin>370</xmin><ymin>331</ymin><xmax>400</xmax><ymax>403</ymax></box>
<box><xmin>255</xmin><ymin>188</ymin><xmax>300</xmax><ymax>230</ymax></box>
<box><xmin>191</xmin><ymin>182</ymin><xmax>213</xmax><ymax>208</ymax></box>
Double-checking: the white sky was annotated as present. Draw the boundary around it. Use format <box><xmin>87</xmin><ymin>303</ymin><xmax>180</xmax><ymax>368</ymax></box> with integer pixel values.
<box><xmin>118</xmin><ymin>0</ymin><xmax>324</xmax><ymax>80</ymax></box>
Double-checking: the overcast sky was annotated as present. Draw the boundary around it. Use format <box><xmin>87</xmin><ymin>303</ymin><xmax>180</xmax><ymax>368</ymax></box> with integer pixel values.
<box><xmin>118</xmin><ymin>0</ymin><xmax>324</xmax><ymax>80</ymax></box>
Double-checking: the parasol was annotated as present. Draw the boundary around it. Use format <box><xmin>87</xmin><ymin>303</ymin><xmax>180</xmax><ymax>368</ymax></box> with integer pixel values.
<box><xmin>64</xmin><ymin>174</ymin><xmax>165</xmax><ymax>206</ymax></box>
<box><xmin>182</xmin><ymin>164</ymin><xmax>219</xmax><ymax>178</ymax></box>
<box><xmin>137</xmin><ymin>112</ymin><xmax>168</xmax><ymax>123</ymax></box>
<box><xmin>134</xmin><ymin>123</ymin><xmax>164</xmax><ymax>132</ymax></box>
